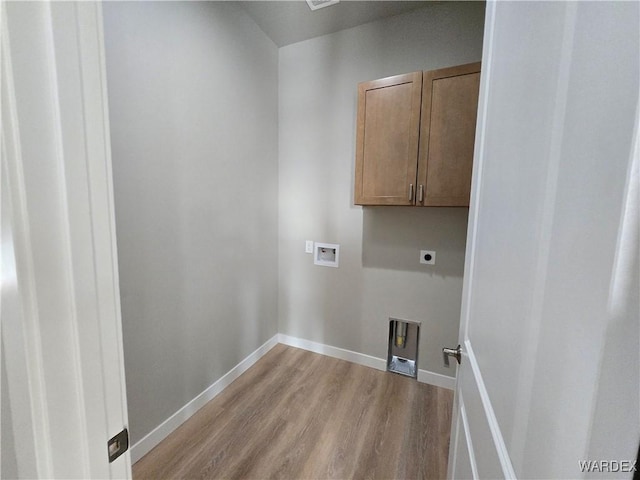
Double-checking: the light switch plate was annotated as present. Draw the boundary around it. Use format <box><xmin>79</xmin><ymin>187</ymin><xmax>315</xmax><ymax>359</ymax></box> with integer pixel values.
<box><xmin>305</xmin><ymin>240</ymin><xmax>314</xmax><ymax>254</ymax></box>
<box><xmin>420</xmin><ymin>250</ymin><xmax>436</xmax><ymax>265</ymax></box>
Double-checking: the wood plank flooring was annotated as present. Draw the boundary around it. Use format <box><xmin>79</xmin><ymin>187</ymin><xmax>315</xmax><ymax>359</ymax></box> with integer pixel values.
<box><xmin>133</xmin><ymin>344</ymin><xmax>454</xmax><ymax>479</ymax></box>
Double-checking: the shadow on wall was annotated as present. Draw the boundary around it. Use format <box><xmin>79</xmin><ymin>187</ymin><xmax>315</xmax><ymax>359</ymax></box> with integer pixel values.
<box><xmin>362</xmin><ymin>206</ymin><xmax>469</xmax><ymax>277</ymax></box>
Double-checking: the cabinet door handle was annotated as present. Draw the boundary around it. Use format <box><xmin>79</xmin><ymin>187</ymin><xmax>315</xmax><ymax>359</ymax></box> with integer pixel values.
<box><xmin>418</xmin><ymin>184</ymin><xmax>424</xmax><ymax>203</ymax></box>
<box><xmin>409</xmin><ymin>184</ymin><xmax>414</xmax><ymax>202</ymax></box>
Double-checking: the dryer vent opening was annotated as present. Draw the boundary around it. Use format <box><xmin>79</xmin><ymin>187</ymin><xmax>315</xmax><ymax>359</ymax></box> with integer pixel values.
<box><xmin>387</xmin><ymin>318</ymin><xmax>420</xmax><ymax>379</ymax></box>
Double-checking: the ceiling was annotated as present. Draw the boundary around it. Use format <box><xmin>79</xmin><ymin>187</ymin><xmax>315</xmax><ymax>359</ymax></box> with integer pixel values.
<box><xmin>238</xmin><ymin>1</ymin><xmax>431</xmax><ymax>47</ymax></box>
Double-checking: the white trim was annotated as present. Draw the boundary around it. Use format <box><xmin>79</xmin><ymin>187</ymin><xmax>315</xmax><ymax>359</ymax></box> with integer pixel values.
<box><xmin>91</xmin><ymin>4</ymin><xmax>131</xmax><ymax>444</ymax></box>
<box><xmin>3</xmin><ymin>3</ymin><xmax>132</xmax><ymax>474</ymax></box>
<box><xmin>459</xmin><ymin>0</ymin><xmax>496</xmax><ymax>342</ymax></box>
<box><xmin>130</xmin><ymin>335</ymin><xmax>279</xmax><ymax>463</ymax></box>
<box><xmin>465</xmin><ymin>340</ymin><xmax>516</xmax><ymax>479</ymax></box>
<box><xmin>447</xmin><ymin>1</ymin><xmax>498</xmax><ymax>475</ymax></box>
<box><xmin>277</xmin><ymin>334</ymin><xmax>385</xmax><ymax>371</ymax></box>
<box><xmin>48</xmin><ymin>3</ymin><xmax>94</xmax><ymax>471</ymax></box>
<box><xmin>417</xmin><ymin>368</ymin><xmax>456</xmax><ymax>390</ymax></box>
<box><xmin>278</xmin><ymin>334</ymin><xmax>455</xmax><ymax>390</ymax></box>
<box><xmin>69</xmin><ymin>4</ymin><xmax>132</xmax><ymax>476</ymax></box>
<box><xmin>1</xmin><ymin>6</ymin><xmax>54</xmax><ymax>475</ymax></box>
<box><xmin>459</xmin><ymin>394</ymin><xmax>479</xmax><ymax>480</ymax></box>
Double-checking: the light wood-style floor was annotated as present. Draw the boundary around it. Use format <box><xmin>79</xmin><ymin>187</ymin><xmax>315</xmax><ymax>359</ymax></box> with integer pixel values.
<box><xmin>133</xmin><ymin>344</ymin><xmax>454</xmax><ymax>479</ymax></box>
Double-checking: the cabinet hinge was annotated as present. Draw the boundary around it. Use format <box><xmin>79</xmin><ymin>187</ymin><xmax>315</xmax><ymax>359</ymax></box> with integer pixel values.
<box><xmin>107</xmin><ymin>428</ymin><xmax>129</xmax><ymax>463</ymax></box>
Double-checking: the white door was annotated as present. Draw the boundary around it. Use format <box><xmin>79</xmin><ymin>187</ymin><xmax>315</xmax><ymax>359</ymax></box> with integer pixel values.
<box><xmin>1</xmin><ymin>2</ymin><xmax>131</xmax><ymax>478</ymax></box>
<box><xmin>447</xmin><ymin>1</ymin><xmax>639</xmax><ymax>478</ymax></box>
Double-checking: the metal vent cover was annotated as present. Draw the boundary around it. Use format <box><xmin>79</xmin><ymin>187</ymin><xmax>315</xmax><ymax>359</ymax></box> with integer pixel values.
<box><xmin>306</xmin><ymin>0</ymin><xmax>340</xmax><ymax>11</ymax></box>
<box><xmin>387</xmin><ymin>318</ymin><xmax>420</xmax><ymax>379</ymax></box>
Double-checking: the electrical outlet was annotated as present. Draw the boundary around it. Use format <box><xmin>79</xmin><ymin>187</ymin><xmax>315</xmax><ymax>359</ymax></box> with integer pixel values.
<box><xmin>420</xmin><ymin>250</ymin><xmax>436</xmax><ymax>265</ymax></box>
<box><xmin>305</xmin><ymin>240</ymin><xmax>314</xmax><ymax>254</ymax></box>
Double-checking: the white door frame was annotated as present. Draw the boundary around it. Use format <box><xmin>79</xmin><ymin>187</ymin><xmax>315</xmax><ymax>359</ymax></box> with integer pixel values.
<box><xmin>1</xmin><ymin>2</ymin><xmax>130</xmax><ymax>477</ymax></box>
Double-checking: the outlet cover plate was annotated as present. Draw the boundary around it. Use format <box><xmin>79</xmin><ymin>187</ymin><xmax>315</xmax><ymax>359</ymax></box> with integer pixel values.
<box><xmin>420</xmin><ymin>250</ymin><xmax>436</xmax><ymax>265</ymax></box>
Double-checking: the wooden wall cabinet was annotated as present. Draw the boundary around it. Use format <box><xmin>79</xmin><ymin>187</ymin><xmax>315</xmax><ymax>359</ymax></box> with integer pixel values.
<box><xmin>354</xmin><ymin>62</ymin><xmax>481</xmax><ymax>207</ymax></box>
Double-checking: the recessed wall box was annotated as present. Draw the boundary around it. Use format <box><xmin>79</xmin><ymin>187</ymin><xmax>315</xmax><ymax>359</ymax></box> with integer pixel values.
<box><xmin>314</xmin><ymin>242</ymin><xmax>339</xmax><ymax>268</ymax></box>
<box><xmin>387</xmin><ymin>318</ymin><xmax>420</xmax><ymax>379</ymax></box>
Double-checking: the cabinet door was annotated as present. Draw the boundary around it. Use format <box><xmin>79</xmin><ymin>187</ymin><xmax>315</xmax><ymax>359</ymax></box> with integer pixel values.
<box><xmin>354</xmin><ymin>72</ymin><xmax>422</xmax><ymax>205</ymax></box>
<box><xmin>418</xmin><ymin>63</ymin><xmax>480</xmax><ymax>207</ymax></box>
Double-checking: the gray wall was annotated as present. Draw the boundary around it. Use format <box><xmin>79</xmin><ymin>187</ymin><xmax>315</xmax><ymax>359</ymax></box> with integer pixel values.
<box><xmin>278</xmin><ymin>2</ymin><xmax>485</xmax><ymax>376</ymax></box>
<box><xmin>103</xmin><ymin>2</ymin><xmax>279</xmax><ymax>443</ymax></box>
<box><xmin>104</xmin><ymin>0</ymin><xmax>484</xmax><ymax>445</ymax></box>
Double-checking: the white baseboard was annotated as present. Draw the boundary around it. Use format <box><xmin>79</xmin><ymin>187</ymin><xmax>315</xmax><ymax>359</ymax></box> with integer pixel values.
<box><xmin>418</xmin><ymin>368</ymin><xmax>456</xmax><ymax>390</ymax></box>
<box><xmin>277</xmin><ymin>334</ymin><xmax>387</xmax><ymax>371</ymax></box>
<box><xmin>130</xmin><ymin>333</ymin><xmax>455</xmax><ymax>464</ymax></box>
<box><xmin>130</xmin><ymin>334</ymin><xmax>279</xmax><ymax>464</ymax></box>
<box><xmin>277</xmin><ymin>334</ymin><xmax>455</xmax><ymax>390</ymax></box>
